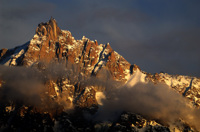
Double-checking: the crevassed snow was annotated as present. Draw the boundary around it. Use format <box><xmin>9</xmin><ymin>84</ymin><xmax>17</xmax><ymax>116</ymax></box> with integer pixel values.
<box><xmin>126</xmin><ymin>69</ymin><xmax>146</xmax><ymax>87</ymax></box>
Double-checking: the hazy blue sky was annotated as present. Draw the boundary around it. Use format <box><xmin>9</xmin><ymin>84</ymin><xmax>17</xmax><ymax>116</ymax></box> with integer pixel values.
<box><xmin>0</xmin><ymin>0</ymin><xmax>200</xmax><ymax>77</ymax></box>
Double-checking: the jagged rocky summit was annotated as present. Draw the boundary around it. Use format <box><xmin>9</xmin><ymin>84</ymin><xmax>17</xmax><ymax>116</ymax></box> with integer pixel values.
<box><xmin>0</xmin><ymin>18</ymin><xmax>200</xmax><ymax>131</ymax></box>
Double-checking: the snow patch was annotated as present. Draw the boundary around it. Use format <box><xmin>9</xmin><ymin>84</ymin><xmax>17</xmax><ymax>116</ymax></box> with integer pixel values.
<box><xmin>96</xmin><ymin>92</ymin><xmax>106</xmax><ymax>106</ymax></box>
<box><xmin>10</xmin><ymin>49</ymin><xmax>25</xmax><ymax>65</ymax></box>
<box><xmin>67</xmin><ymin>45</ymin><xmax>74</xmax><ymax>50</ymax></box>
<box><xmin>61</xmin><ymin>30</ymin><xmax>69</xmax><ymax>34</ymax></box>
<box><xmin>126</xmin><ymin>69</ymin><xmax>147</xmax><ymax>87</ymax></box>
<box><xmin>124</xmin><ymin>69</ymin><xmax>131</xmax><ymax>82</ymax></box>
<box><xmin>53</xmin><ymin>82</ymin><xmax>60</xmax><ymax>96</ymax></box>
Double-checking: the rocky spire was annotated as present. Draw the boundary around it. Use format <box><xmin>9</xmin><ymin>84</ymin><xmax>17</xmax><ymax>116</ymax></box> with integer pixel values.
<box><xmin>36</xmin><ymin>17</ymin><xmax>61</xmax><ymax>41</ymax></box>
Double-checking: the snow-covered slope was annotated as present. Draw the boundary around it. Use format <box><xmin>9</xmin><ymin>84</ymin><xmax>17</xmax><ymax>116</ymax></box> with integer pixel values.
<box><xmin>158</xmin><ymin>73</ymin><xmax>200</xmax><ymax>106</ymax></box>
<box><xmin>0</xmin><ymin>43</ymin><xmax>28</xmax><ymax>66</ymax></box>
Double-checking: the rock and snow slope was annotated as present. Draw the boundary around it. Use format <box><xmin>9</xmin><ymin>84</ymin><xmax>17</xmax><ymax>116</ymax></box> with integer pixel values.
<box><xmin>1</xmin><ymin>17</ymin><xmax>200</xmax><ymax>108</ymax></box>
<box><xmin>126</xmin><ymin>69</ymin><xmax>147</xmax><ymax>87</ymax></box>
<box><xmin>0</xmin><ymin>18</ymin><xmax>200</xmax><ymax>131</ymax></box>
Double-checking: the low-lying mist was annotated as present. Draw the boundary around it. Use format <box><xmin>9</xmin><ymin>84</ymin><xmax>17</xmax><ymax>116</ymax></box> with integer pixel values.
<box><xmin>0</xmin><ymin>65</ymin><xmax>45</xmax><ymax>106</ymax></box>
<box><xmin>0</xmin><ymin>62</ymin><xmax>80</xmax><ymax>113</ymax></box>
<box><xmin>0</xmin><ymin>62</ymin><xmax>200</xmax><ymax>130</ymax></box>
<box><xmin>95</xmin><ymin>81</ymin><xmax>200</xmax><ymax>130</ymax></box>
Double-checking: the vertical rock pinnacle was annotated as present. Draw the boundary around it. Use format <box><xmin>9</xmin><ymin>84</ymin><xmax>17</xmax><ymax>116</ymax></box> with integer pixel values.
<box><xmin>36</xmin><ymin>17</ymin><xmax>61</xmax><ymax>41</ymax></box>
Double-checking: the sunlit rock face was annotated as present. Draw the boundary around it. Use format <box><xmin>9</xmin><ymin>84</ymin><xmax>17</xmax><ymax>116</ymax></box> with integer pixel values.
<box><xmin>0</xmin><ymin>18</ymin><xmax>133</xmax><ymax>111</ymax></box>
<box><xmin>0</xmin><ymin>18</ymin><xmax>200</xmax><ymax>131</ymax></box>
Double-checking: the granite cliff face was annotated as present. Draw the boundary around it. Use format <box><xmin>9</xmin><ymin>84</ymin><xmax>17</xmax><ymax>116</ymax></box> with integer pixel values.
<box><xmin>0</xmin><ymin>18</ymin><xmax>200</xmax><ymax>131</ymax></box>
<box><xmin>0</xmin><ymin>18</ymin><xmax>131</xmax><ymax>80</ymax></box>
<box><xmin>0</xmin><ymin>18</ymin><xmax>133</xmax><ymax>110</ymax></box>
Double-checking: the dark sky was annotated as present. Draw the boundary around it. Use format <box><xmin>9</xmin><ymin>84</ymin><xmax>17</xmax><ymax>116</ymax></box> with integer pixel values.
<box><xmin>0</xmin><ymin>0</ymin><xmax>200</xmax><ymax>77</ymax></box>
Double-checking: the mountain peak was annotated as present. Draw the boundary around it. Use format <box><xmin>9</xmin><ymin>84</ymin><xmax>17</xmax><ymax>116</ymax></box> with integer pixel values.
<box><xmin>0</xmin><ymin>18</ymin><xmax>132</xmax><ymax>82</ymax></box>
<box><xmin>36</xmin><ymin>17</ymin><xmax>61</xmax><ymax>41</ymax></box>
<box><xmin>1</xmin><ymin>18</ymin><xmax>200</xmax><ymax>131</ymax></box>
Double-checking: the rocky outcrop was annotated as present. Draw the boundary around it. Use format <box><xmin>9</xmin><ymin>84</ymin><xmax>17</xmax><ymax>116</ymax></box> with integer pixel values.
<box><xmin>36</xmin><ymin>17</ymin><xmax>61</xmax><ymax>41</ymax></box>
<box><xmin>0</xmin><ymin>48</ymin><xmax>8</xmax><ymax>59</ymax></box>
